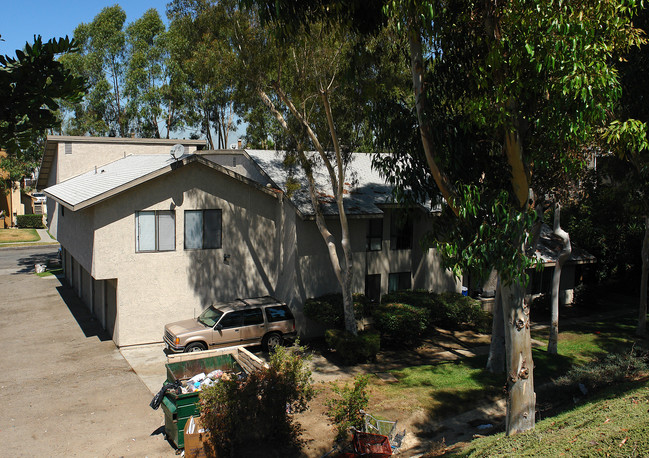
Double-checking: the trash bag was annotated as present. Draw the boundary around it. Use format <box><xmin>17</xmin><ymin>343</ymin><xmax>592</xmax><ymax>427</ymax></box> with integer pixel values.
<box><xmin>150</xmin><ymin>380</ymin><xmax>182</xmax><ymax>410</ymax></box>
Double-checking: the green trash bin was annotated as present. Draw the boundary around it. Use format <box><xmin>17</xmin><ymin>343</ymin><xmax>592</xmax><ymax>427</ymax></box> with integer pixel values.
<box><xmin>161</xmin><ymin>352</ymin><xmax>245</xmax><ymax>449</ymax></box>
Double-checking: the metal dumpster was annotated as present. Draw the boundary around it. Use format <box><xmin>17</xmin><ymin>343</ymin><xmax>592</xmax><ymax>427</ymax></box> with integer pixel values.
<box><xmin>161</xmin><ymin>346</ymin><xmax>268</xmax><ymax>449</ymax></box>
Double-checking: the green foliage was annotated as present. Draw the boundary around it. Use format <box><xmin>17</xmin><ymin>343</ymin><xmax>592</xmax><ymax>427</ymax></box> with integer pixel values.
<box><xmin>304</xmin><ymin>293</ymin><xmax>369</xmax><ymax>329</ymax></box>
<box><xmin>324</xmin><ymin>329</ymin><xmax>380</xmax><ymax>365</ymax></box>
<box><xmin>325</xmin><ymin>375</ymin><xmax>370</xmax><ymax>442</ymax></box>
<box><xmin>601</xmin><ymin>119</ymin><xmax>649</xmax><ymax>158</ymax></box>
<box><xmin>372</xmin><ymin>302</ymin><xmax>429</xmax><ymax>347</ymax></box>
<box><xmin>429</xmin><ymin>185</ymin><xmax>541</xmax><ymax>287</ymax></box>
<box><xmin>381</xmin><ymin>290</ymin><xmax>489</xmax><ymax>332</ymax></box>
<box><xmin>433</xmin><ymin>292</ymin><xmax>490</xmax><ymax>332</ymax></box>
<box><xmin>124</xmin><ymin>8</ymin><xmax>168</xmax><ymax>138</ymax></box>
<box><xmin>62</xmin><ymin>5</ymin><xmax>190</xmax><ymax>139</ymax></box>
<box><xmin>554</xmin><ymin>347</ymin><xmax>649</xmax><ymax>394</ymax></box>
<box><xmin>563</xmin><ymin>163</ymin><xmax>645</xmax><ymax>284</ymax></box>
<box><xmin>376</xmin><ymin>0</ymin><xmax>644</xmax><ymax>298</ymax></box>
<box><xmin>199</xmin><ymin>343</ymin><xmax>314</xmax><ymax>456</ymax></box>
<box><xmin>380</xmin><ymin>290</ymin><xmax>436</xmax><ymax>308</ymax></box>
<box><xmin>0</xmin><ymin>36</ymin><xmax>85</xmax><ymax>155</ymax></box>
<box><xmin>16</xmin><ymin>214</ymin><xmax>44</xmax><ymax>229</ymax></box>
<box><xmin>61</xmin><ymin>5</ymin><xmax>129</xmax><ymax>136</ymax></box>
<box><xmin>167</xmin><ymin>0</ymin><xmax>241</xmax><ymax>148</ymax></box>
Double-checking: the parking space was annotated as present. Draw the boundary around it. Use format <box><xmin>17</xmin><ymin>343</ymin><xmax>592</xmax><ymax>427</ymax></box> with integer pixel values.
<box><xmin>0</xmin><ymin>246</ymin><xmax>174</xmax><ymax>457</ymax></box>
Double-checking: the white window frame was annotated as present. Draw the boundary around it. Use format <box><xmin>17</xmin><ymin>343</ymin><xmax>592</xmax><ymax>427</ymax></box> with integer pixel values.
<box><xmin>135</xmin><ymin>210</ymin><xmax>176</xmax><ymax>253</ymax></box>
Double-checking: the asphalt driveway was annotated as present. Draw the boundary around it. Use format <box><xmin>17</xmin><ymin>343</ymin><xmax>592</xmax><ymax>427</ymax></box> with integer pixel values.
<box><xmin>0</xmin><ymin>246</ymin><xmax>173</xmax><ymax>457</ymax></box>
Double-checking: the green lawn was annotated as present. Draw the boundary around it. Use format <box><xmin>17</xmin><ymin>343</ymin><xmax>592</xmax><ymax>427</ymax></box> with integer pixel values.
<box><xmin>0</xmin><ymin>228</ymin><xmax>39</xmax><ymax>243</ymax></box>
<box><xmin>454</xmin><ymin>379</ymin><xmax>649</xmax><ymax>457</ymax></box>
<box><xmin>36</xmin><ymin>268</ymin><xmax>63</xmax><ymax>277</ymax></box>
<box><xmin>370</xmin><ymin>315</ymin><xmax>642</xmax><ymax>418</ymax></box>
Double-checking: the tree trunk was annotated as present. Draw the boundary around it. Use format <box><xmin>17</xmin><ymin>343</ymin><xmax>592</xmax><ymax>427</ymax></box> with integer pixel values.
<box><xmin>501</xmin><ymin>278</ymin><xmax>535</xmax><ymax>435</ymax></box>
<box><xmin>548</xmin><ymin>203</ymin><xmax>571</xmax><ymax>354</ymax></box>
<box><xmin>257</xmin><ymin>87</ymin><xmax>357</xmax><ymax>335</ymax></box>
<box><xmin>637</xmin><ymin>215</ymin><xmax>649</xmax><ymax>336</ymax></box>
<box><xmin>204</xmin><ymin>108</ymin><xmax>214</xmax><ymax>150</ymax></box>
<box><xmin>486</xmin><ymin>279</ymin><xmax>506</xmax><ymax>373</ymax></box>
<box><xmin>407</xmin><ymin>27</ymin><xmax>459</xmax><ymax>216</ymax></box>
<box><xmin>321</xmin><ymin>89</ymin><xmax>356</xmax><ymax>335</ymax></box>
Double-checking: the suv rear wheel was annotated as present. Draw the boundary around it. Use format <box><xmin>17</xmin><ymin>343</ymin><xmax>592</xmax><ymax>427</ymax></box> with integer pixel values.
<box><xmin>262</xmin><ymin>332</ymin><xmax>283</xmax><ymax>352</ymax></box>
<box><xmin>184</xmin><ymin>342</ymin><xmax>207</xmax><ymax>353</ymax></box>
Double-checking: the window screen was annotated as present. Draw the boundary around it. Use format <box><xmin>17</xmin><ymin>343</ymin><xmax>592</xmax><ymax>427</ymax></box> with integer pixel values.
<box><xmin>388</xmin><ymin>272</ymin><xmax>411</xmax><ymax>293</ymax></box>
<box><xmin>365</xmin><ymin>274</ymin><xmax>381</xmax><ymax>303</ymax></box>
<box><xmin>184</xmin><ymin>209</ymin><xmax>222</xmax><ymax>250</ymax></box>
<box><xmin>157</xmin><ymin>212</ymin><xmax>176</xmax><ymax>251</ymax></box>
<box><xmin>184</xmin><ymin>211</ymin><xmax>203</xmax><ymax>249</ymax></box>
<box><xmin>136</xmin><ymin>211</ymin><xmax>175</xmax><ymax>252</ymax></box>
<box><xmin>366</xmin><ymin>218</ymin><xmax>383</xmax><ymax>251</ymax></box>
<box><xmin>136</xmin><ymin>212</ymin><xmax>156</xmax><ymax>252</ymax></box>
<box><xmin>390</xmin><ymin>215</ymin><xmax>413</xmax><ymax>250</ymax></box>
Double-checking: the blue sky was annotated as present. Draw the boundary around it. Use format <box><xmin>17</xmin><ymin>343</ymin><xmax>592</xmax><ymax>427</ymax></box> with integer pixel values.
<box><xmin>1</xmin><ymin>0</ymin><xmax>246</xmax><ymax>143</ymax></box>
<box><xmin>1</xmin><ymin>1</ymin><xmax>169</xmax><ymax>56</ymax></box>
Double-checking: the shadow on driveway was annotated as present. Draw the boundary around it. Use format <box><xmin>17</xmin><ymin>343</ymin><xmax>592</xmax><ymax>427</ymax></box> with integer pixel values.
<box><xmin>14</xmin><ymin>250</ymin><xmax>59</xmax><ymax>274</ymax></box>
<box><xmin>53</xmin><ymin>277</ymin><xmax>112</xmax><ymax>341</ymax></box>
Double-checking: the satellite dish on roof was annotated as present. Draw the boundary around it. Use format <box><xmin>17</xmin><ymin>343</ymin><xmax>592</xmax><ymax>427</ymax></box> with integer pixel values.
<box><xmin>170</xmin><ymin>143</ymin><xmax>184</xmax><ymax>160</ymax></box>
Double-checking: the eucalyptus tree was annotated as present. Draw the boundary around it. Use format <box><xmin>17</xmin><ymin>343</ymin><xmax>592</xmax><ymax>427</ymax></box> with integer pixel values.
<box><xmin>380</xmin><ymin>0</ymin><xmax>644</xmax><ymax>435</ymax></box>
<box><xmin>61</xmin><ymin>5</ymin><xmax>129</xmax><ymax>136</ymax></box>
<box><xmin>235</xmin><ymin>2</ymin><xmax>385</xmax><ymax>335</ymax></box>
<box><xmin>167</xmin><ymin>0</ymin><xmax>238</xmax><ymax>149</ymax></box>
<box><xmin>124</xmin><ymin>9</ymin><xmax>166</xmax><ymax>138</ymax></box>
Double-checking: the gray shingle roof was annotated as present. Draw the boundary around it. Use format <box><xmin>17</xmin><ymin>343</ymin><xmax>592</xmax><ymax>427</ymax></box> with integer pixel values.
<box><xmin>534</xmin><ymin>223</ymin><xmax>596</xmax><ymax>266</ymax></box>
<box><xmin>245</xmin><ymin>150</ymin><xmax>394</xmax><ymax>217</ymax></box>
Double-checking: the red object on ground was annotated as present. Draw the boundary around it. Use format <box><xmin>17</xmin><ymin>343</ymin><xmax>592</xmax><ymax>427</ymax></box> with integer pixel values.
<box><xmin>352</xmin><ymin>431</ymin><xmax>392</xmax><ymax>457</ymax></box>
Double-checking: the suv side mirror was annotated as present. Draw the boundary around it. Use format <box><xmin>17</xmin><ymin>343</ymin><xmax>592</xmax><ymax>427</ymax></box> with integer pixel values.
<box><xmin>215</xmin><ymin>323</ymin><xmax>223</xmax><ymax>331</ymax></box>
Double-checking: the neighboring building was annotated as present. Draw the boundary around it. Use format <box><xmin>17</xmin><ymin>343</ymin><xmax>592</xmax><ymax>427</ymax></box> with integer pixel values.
<box><xmin>42</xmin><ymin>142</ymin><xmax>459</xmax><ymax>347</ymax></box>
<box><xmin>0</xmin><ymin>149</ymin><xmax>36</xmax><ymax>228</ymax></box>
<box><xmin>37</xmin><ymin>136</ymin><xmax>206</xmax><ymax>238</ymax></box>
<box><xmin>528</xmin><ymin>223</ymin><xmax>596</xmax><ymax>304</ymax></box>
<box><xmin>468</xmin><ymin>224</ymin><xmax>596</xmax><ymax>311</ymax></box>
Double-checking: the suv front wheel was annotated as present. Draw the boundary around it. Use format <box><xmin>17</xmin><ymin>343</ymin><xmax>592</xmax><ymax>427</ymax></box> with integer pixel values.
<box><xmin>184</xmin><ymin>342</ymin><xmax>207</xmax><ymax>353</ymax></box>
<box><xmin>262</xmin><ymin>332</ymin><xmax>283</xmax><ymax>352</ymax></box>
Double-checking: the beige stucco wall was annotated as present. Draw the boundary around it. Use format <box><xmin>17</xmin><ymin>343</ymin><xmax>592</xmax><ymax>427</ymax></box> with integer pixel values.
<box><xmin>293</xmin><ymin>209</ymin><xmax>459</xmax><ymax>307</ymax></box>
<box><xmin>56</xmin><ymin>160</ymin><xmax>458</xmax><ymax>347</ymax></box>
<box><xmin>72</xmin><ymin>162</ymin><xmax>283</xmax><ymax>346</ymax></box>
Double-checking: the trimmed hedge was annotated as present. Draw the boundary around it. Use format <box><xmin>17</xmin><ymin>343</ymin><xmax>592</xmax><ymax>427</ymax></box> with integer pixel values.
<box><xmin>381</xmin><ymin>290</ymin><xmax>489</xmax><ymax>332</ymax></box>
<box><xmin>16</xmin><ymin>214</ymin><xmax>45</xmax><ymax>228</ymax></box>
<box><xmin>325</xmin><ymin>329</ymin><xmax>380</xmax><ymax>365</ymax></box>
<box><xmin>434</xmin><ymin>292</ymin><xmax>489</xmax><ymax>331</ymax></box>
<box><xmin>304</xmin><ymin>293</ymin><xmax>370</xmax><ymax>330</ymax></box>
<box><xmin>372</xmin><ymin>302</ymin><xmax>429</xmax><ymax>347</ymax></box>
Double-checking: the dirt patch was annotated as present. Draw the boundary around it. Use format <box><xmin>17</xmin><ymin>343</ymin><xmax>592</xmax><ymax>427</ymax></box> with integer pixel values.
<box><xmin>290</xmin><ymin>329</ymin><xmax>496</xmax><ymax>456</ymax></box>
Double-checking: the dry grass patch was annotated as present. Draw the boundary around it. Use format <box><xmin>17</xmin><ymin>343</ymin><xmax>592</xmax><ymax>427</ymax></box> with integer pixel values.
<box><xmin>0</xmin><ymin>229</ymin><xmax>39</xmax><ymax>243</ymax></box>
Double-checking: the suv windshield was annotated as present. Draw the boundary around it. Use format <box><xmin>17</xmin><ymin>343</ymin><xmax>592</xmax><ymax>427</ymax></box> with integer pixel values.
<box><xmin>197</xmin><ymin>306</ymin><xmax>223</xmax><ymax>327</ymax></box>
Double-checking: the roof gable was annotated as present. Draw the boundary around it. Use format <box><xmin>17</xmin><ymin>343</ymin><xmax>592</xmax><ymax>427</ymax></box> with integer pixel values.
<box><xmin>44</xmin><ymin>153</ymin><xmax>280</xmax><ymax>211</ymax></box>
<box><xmin>37</xmin><ymin>135</ymin><xmax>206</xmax><ymax>189</ymax></box>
